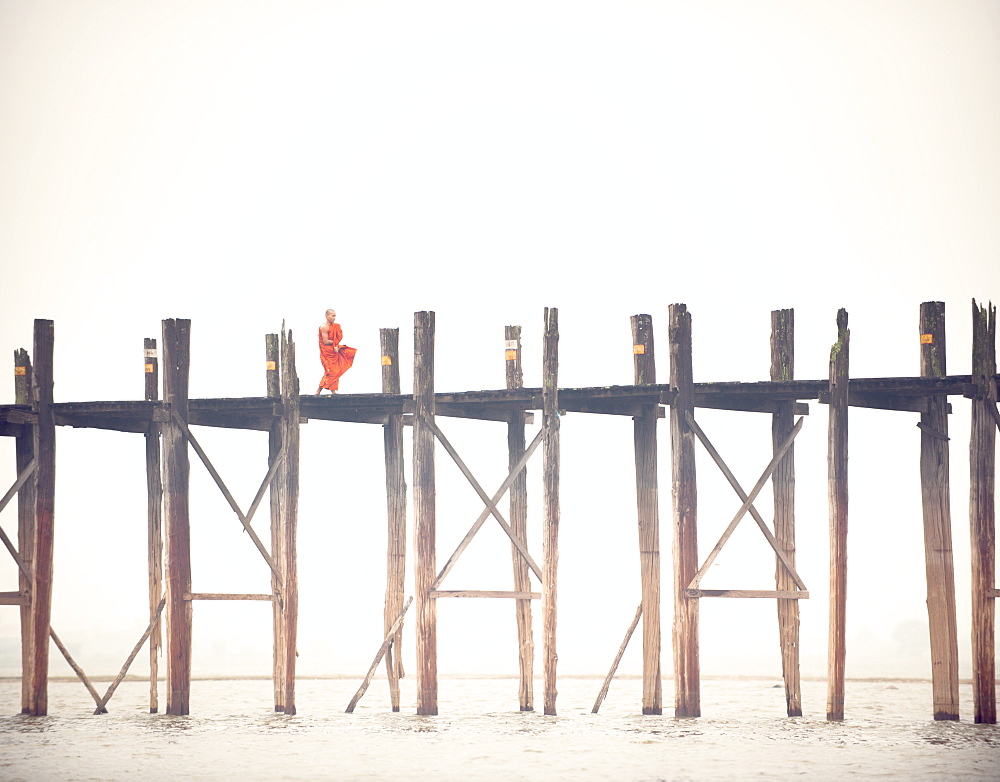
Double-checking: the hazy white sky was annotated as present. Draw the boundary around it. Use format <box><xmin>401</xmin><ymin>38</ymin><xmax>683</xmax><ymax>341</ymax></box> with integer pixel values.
<box><xmin>1</xmin><ymin>1</ymin><xmax>998</xmax><ymax>709</ymax></box>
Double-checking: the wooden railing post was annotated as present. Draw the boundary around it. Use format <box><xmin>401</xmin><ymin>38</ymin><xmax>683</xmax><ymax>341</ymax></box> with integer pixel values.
<box><xmin>505</xmin><ymin>324</ymin><xmax>534</xmax><ymax>712</ymax></box>
<box><xmin>162</xmin><ymin>318</ymin><xmax>192</xmax><ymax>716</ymax></box>
<box><xmin>266</xmin><ymin>332</ymin><xmax>286</xmax><ymax>712</ymax></box>
<box><xmin>26</xmin><ymin>320</ymin><xmax>54</xmax><ymax>716</ymax></box>
<box><xmin>413</xmin><ymin>311</ymin><xmax>438</xmax><ymax>716</ymax></box>
<box><xmin>826</xmin><ymin>309</ymin><xmax>849</xmax><ymax>722</ymax></box>
<box><xmin>631</xmin><ymin>314</ymin><xmax>662</xmax><ymax>715</ymax></box>
<box><xmin>771</xmin><ymin>309</ymin><xmax>801</xmax><ymax>717</ymax></box>
<box><xmin>542</xmin><ymin>307</ymin><xmax>560</xmax><ymax>716</ymax></box>
<box><xmin>917</xmin><ymin>302</ymin><xmax>960</xmax><ymax>720</ymax></box>
<box><xmin>381</xmin><ymin>327</ymin><xmax>407</xmax><ymax>712</ymax></box>
<box><xmin>669</xmin><ymin>304</ymin><xmax>699</xmax><ymax>718</ymax></box>
<box><xmin>279</xmin><ymin>326</ymin><xmax>300</xmax><ymax>716</ymax></box>
<box><xmin>14</xmin><ymin>347</ymin><xmax>35</xmax><ymax>714</ymax></box>
<box><xmin>969</xmin><ymin>299</ymin><xmax>997</xmax><ymax>724</ymax></box>
<box><xmin>143</xmin><ymin>337</ymin><xmax>163</xmax><ymax>713</ymax></box>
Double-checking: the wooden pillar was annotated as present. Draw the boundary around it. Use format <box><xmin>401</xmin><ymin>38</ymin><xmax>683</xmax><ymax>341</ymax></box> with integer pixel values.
<box><xmin>668</xmin><ymin>303</ymin><xmax>699</xmax><ymax>718</ymax></box>
<box><xmin>631</xmin><ymin>314</ymin><xmax>662</xmax><ymax>715</ymax></box>
<box><xmin>505</xmin><ymin>324</ymin><xmax>534</xmax><ymax>712</ymax></box>
<box><xmin>770</xmin><ymin>309</ymin><xmax>801</xmax><ymax>717</ymax></box>
<box><xmin>381</xmin><ymin>327</ymin><xmax>407</xmax><ymax>712</ymax></box>
<box><xmin>161</xmin><ymin>318</ymin><xmax>192</xmax><ymax>716</ymax></box>
<box><xmin>542</xmin><ymin>307</ymin><xmax>560</xmax><ymax>716</ymax></box>
<box><xmin>826</xmin><ymin>309</ymin><xmax>849</xmax><ymax>722</ymax></box>
<box><xmin>917</xmin><ymin>302</ymin><xmax>960</xmax><ymax>720</ymax></box>
<box><xmin>279</xmin><ymin>326</ymin><xmax>300</xmax><ymax>716</ymax></box>
<box><xmin>24</xmin><ymin>320</ymin><xmax>54</xmax><ymax>716</ymax></box>
<box><xmin>14</xmin><ymin>348</ymin><xmax>36</xmax><ymax>714</ymax></box>
<box><xmin>413</xmin><ymin>311</ymin><xmax>437</xmax><ymax>716</ymax></box>
<box><xmin>266</xmin><ymin>332</ymin><xmax>286</xmax><ymax>712</ymax></box>
<box><xmin>969</xmin><ymin>299</ymin><xmax>996</xmax><ymax>724</ymax></box>
<box><xmin>144</xmin><ymin>337</ymin><xmax>163</xmax><ymax>713</ymax></box>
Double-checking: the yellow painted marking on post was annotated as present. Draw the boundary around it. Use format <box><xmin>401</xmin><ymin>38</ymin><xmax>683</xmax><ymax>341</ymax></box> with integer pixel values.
<box><xmin>633</xmin><ymin>344</ymin><xmax>645</xmax><ymax>354</ymax></box>
<box><xmin>13</xmin><ymin>366</ymin><xmax>26</xmax><ymax>376</ymax></box>
<box><xmin>381</xmin><ymin>356</ymin><xmax>392</xmax><ymax>366</ymax></box>
<box><xmin>144</xmin><ymin>363</ymin><xmax>155</xmax><ymax>374</ymax></box>
<box><xmin>920</xmin><ymin>334</ymin><xmax>933</xmax><ymax>344</ymax></box>
<box><xmin>505</xmin><ymin>350</ymin><xmax>518</xmax><ymax>361</ymax></box>
<box><xmin>265</xmin><ymin>360</ymin><xmax>277</xmax><ymax>371</ymax></box>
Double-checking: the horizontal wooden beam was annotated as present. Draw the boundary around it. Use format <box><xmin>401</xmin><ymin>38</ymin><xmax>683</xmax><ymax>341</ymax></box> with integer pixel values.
<box><xmin>436</xmin><ymin>404</ymin><xmax>535</xmax><ymax>424</ymax></box>
<box><xmin>0</xmin><ymin>591</ymin><xmax>27</xmax><ymax>605</ymax></box>
<box><xmin>686</xmin><ymin>589</ymin><xmax>809</xmax><ymax>599</ymax></box>
<box><xmin>429</xmin><ymin>590</ymin><xmax>540</xmax><ymax>599</ymax></box>
<box><xmin>183</xmin><ymin>593</ymin><xmax>273</xmax><ymax>601</ymax></box>
<box><xmin>692</xmin><ymin>395</ymin><xmax>810</xmax><ymax>415</ymax></box>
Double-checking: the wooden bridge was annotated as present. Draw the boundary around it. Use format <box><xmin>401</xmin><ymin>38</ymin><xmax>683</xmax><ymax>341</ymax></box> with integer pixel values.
<box><xmin>1</xmin><ymin>301</ymin><xmax>997</xmax><ymax>723</ymax></box>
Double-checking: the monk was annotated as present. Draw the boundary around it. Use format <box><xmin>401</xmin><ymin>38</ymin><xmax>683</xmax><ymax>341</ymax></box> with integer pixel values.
<box><xmin>316</xmin><ymin>309</ymin><xmax>357</xmax><ymax>394</ymax></box>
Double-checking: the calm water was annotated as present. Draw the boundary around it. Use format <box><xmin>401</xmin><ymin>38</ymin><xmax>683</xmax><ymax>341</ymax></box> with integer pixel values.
<box><xmin>1</xmin><ymin>676</ymin><xmax>998</xmax><ymax>780</ymax></box>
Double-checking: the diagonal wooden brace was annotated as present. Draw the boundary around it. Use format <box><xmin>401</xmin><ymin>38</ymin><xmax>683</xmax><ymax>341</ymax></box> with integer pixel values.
<box><xmin>686</xmin><ymin>412</ymin><xmax>806</xmax><ymax>590</ymax></box>
<box><xmin>0</xmin><ymin>457</ymin><xmax>37</xmax><ymax>570</ymax></box>
<box><xmin>172</xmin><ymin>411</ymin><xmax>283</xmax><ymax>586</ymax></box>
<box><xmin>432</xmin><ymin>427</ymin><xmax>545</xmax><ymax>591</ymax></box>
<box><xmin>424</xmin><ymin>417</ymin><xmax>543</xmax><ymax>583</ymax></box>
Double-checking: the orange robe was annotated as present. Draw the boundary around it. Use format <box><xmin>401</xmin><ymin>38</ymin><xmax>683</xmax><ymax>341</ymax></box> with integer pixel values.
<box><xmin>318</xmin><ymin>323</ymin><xmax>357</xmax><ymax>392</ymax></box>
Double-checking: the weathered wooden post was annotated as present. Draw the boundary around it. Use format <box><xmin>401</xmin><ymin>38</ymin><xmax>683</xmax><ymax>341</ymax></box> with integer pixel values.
<box><xmin>969</xmin><ymin>299</ymin><xmax>997</xmax><ymax>724</ymax></box>
<box><xmin>542</xmin><ymin>307</ymin><xmax>560</xmax><ymax>716</ymax></box>
<box><xmin>413</xmin><ymin>311</ymin><xmax>438</xmax><ymax>716</ymax></box>
<box><xmin>771</xmin><ymin>309</ymin><xmax>801</xmax><ymax>717</ymax></box>
<box><xmin>381</xmin><ymin>327</ymin><xmax>407</xmax><ymax>712</ymax></box>
<box><xmin>917</xmin><ymin>302</ymin><xmax>960</xmax><ymax>720</ymax></box>
<box><xmin>14</xmin><ymin>348</ymin><xmax>35</xmax><ymax>714</ymax></box>
<box><xmin>281</xmin><ymin>328</ymin><xmax>301</xmax><ymax>715</ymax></box>
<box><xmin>144</xmin><ymin>338</ymin><xmax>163</xmax><ymax>713</ymax></box>
<box><xmin>505</xmin><ymin>324</ymin><xmax>534</xmax><ymax>711</ymax></box>
<box><xmin>631</xmin><ymin>314</ymin><xmax>662</xmax><ymax>715</ymax></box>
<box><xmin>25</xmin><ymin>320</ymin><xmax>54</xmax><ymax>716</ymax></box>
<box><xmin>669</xmin><ymin>303</ymin><xmax>699</xmax><ymax>718</ymax></box>
<box><xmin>826</xmin><ymin>309</ymin><xmax>849</xmax><ymax>722</ymax></box>
<box><xmin>265</xmin><ymin>332</ymin><xmax>286</xmax><ymax>712</ymax></box>
<box><xmin>161</xmin><ymin>318</ymin><xmax>192</xmax><ymax>715</ymax></box>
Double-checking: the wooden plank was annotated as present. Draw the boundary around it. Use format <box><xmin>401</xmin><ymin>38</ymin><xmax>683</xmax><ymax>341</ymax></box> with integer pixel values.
<box><xmin>917</xmin><ymin>302</ymin><xmax>960</xmax><ymax>721</ymax></box>
<box><xmin>669</xmin><ymin>303</ymin><xmax>700</xmax><ymax>718</ymax></box>
<box><xmin>144</xmin><ymin>337</ymin><xmax>163</xmax><ymax>714</ymax></box>
<box><xmin>827</xmin><ymin>309</ymin><xmax>850</xmax><ymax>722</ymax></box>
<box><xmin>14</xmin><ymin>347</ymin><xmax>34</xmax><ymax>714</ymax></box>
<box><xmin>771</xmin><ymin>309</ymin><xmax>802</xmax><ymax>718</ymax></box>
<box><xmin>0</xmin><ymin>591</ymin><xmax>27</xmax><ymax>605</ymax></box>
<box><xmin>413</xmin><ymin>311</ymin><xmax>438</xmax><ymax>716</ymax></box>
<box><xmin>692</xmin><ymin>394</ymin><xmax>810</xmax><ymax>415</ymax></box>
<box><xmin>592</xmin><ymin>604</ymin><xmax>642</xmax><ymax>714</ymax></box>
<box><xmin>687</xmin><ymin>590</ymin><xmax>809</xmax><ymax>599</ymax></box>
<box><xmin>542</xmin><ymin>307</ymin><xmax>560</xmax><ymax>716</ymax></box>
<box><xmin>162</xmin><ymin>318</ymin><xmax>193</xmax><ymax>716</ymax></box>
<box><xmin>381</xmin><ymin>327</ymin><xmax>406</xmax><ymax>712</ymax></box>
<box><xmin>429</xmin><ymin>590</ymin><xmax>540</xmax><ymax>599</ymax></box>
<box><xmin>632</xmin><ymin>313</ymin><xmax>662</xmax><ymax>715</ymax></box>
<box><xmin>506</xmin><ymin>323</ymin><xmax>534</xmax><ymax>713</ymax></box>
<box><xmin>969</xmin><ymin>299</ymin><xmax>997</xmax><ymax>724</ymax></box>
<box><xmin>346</xmin><ymin>596</ymin><xmax>413</xmax><ymax>714</ymax></box>
<box><xmin>184</xmin><ymin>593</ymin><xmax>273</xmax><ymax>601</ymax></box>
<box><xmin>27</xmin><ymin>319</ymin><xmax>54</xmax><ymax>716</ymax></box>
